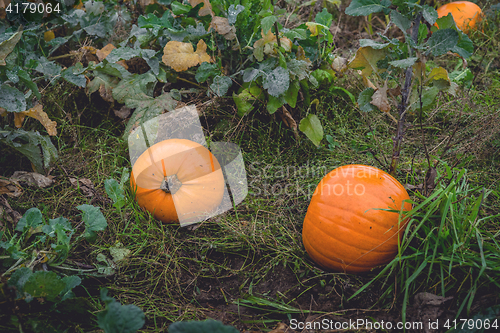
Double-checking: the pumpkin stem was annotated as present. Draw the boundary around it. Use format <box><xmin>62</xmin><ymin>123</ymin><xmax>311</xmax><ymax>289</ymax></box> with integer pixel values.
<box><xmin>161</xmin><ymin>174</ymin><xmax>182</xmax><ymax>194</ymax></box>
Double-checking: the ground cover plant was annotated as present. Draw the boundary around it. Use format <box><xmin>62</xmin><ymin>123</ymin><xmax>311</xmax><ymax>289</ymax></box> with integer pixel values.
<box><xmin>1</xmin><ymin>0</ymin><xmax>500</xmax><ymax>332</ymax></box>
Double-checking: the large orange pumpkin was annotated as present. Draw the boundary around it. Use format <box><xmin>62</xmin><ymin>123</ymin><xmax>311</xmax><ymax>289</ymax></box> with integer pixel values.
<box><xmin>130</xmin><ymin>139</ymin><xmax>225</xmax><ymax>224</ymax></box>
<box><xmin>436</xmin><ymin>1</ymin><xmax>482</xmax><ymax>33</ymax></box>
<box><xmin>302</xmin><ymin>165</ymin><xmax>412</xmax><ymax>273</ymax></box>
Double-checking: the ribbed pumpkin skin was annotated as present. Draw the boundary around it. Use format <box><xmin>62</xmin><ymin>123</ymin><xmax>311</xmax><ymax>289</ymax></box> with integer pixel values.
<box><xmin>130</xmin><ymin>139</ymin><xmax>225</xmax><ymax>224</ymax></box>
<box><xmin>436</xmin><ymin>1</ymin><xmax>482</xmax><ymax>32</ymax></box>
<box><xmin>302</xmin><ymin>165</ymin><xmax>412</xmax><ymax>273</ymax></box>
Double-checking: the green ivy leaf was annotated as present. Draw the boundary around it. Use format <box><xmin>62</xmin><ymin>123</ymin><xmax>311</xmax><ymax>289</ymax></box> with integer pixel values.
<box><xmin>261</xmin><ymin>15</ymin><xmax>277</xmax><ymax>34</ymax></box>
<box><xmin>267</xmin><ymin>94</ymin><xmax>285</xmax><ymax>114</ymax></box>
<box><xmin>18</xmin><ymin>69</ymin><xmax>41</xmax><ymax>99</ymax></box>
<box><xmin>16</xmin><ymin>208</ymin><xmax>43</xmax><ymax>232</ymax></box>
<box><xmin>195</xmin><ymin>62</ymin><xmax>220</xmax><ymax>83</ymax></box>
<box><xmin>62</xmin><ymin>67</ymin><xmax>86</xmax><ymax>88</ymax></box>
<box><xmin>422</xmin><ymin>5</ymin><xmax>438</xmax><ymax>25</ymax></box>
<box><xmin>233</xmin><ymin>85</ymin><xmax>262</xmax><ymax>117</ymax></box>
<box><xmin>171</xmin><ymin>1</ymin><xmax>192</xmax><ymax>15</ymax></box>
<box><xmin>299</xmin><ymin>114</ymin><xmax>323</xmax><ymax>147</ymax></box>
<box><xmin>97</xmin><ymin>288</ymin><xmax>145</xmax><ymax>333</ymax></box>
<box><xmin>35</xmin><ymin>56</ymin><xmax>62</xmax><ymax>78</ymax></box>
<box><xmin>284</xmin><ymin>80</ymin><xmax>300</xmax><ymax>108</ymax></box>
<box><xmin>168</xmin><ymin>320</ymin><xmax>239</xmax><ymax>333</ymax></box>
<box><xmin>112</xmin><ymin>72</ymin><xmax>157</xmax><ymax>103</ymax></box>
<box><xmin>358</xmin><ymin>88</ymin><xmax>376</xmax><ymax>112</ymax></box>
<box><xmin>60</xmin><ymin>276</ymin><xmax>82</xmax><ymax>301</ymax></box>
<box><xmin>389</xmin><ymin>57</ymin><xmax>418</xmax><ymax>68</ymax></box>
<box><xmin>105</xmin><ymin>179</ymin><xmax>126</xmax><ymax>209</ymax></box>
<box><xmin>7</xmin><ymin>267</ymin><xmax>32</xmax><ymax>300</ymax></box>
<box><xmin>210</xmin><ymin>75</ymin><xmax>232</xmax><ymax>97</ymax></box>
<box><xmin>390</xmin><ymin>10</ymin><xmax>411</xmax><ymax>32</ymax></box>
<box><xmin>315</xmin><ymin>8</ymin><xmax>333</xmax><ymax>27</ymax></box>
<box><xmin>426</xmin><ymin>29</ymin><xmax>459</xmax><ymax>57</ymax></box>
<box><xmin>24</xmin><ymin>271</ymin><xmax>66</xmax><ymax>302</ymax></box>
<box><xmin>263</xmin><ymin>67</ymin><xmax>289</xmax><ymax>97</ymax></box>
<box><xmin>345</xmin><ymin>0</ymin><xmax>386</xmax><ymax>16</ymax></box>
<box><xmin>77</xmin><ymin>204</ymin><xmax>107</xmax><ymax>242</ymax></box>
<box><xmin>452</xmin><ymin>33</ymin><xmax>473</xmax><ymax>59</ymax></box>
<box><xmin>0</xmin><ymin>84</ymin><xmax>26</xmax><ymax>112</ymax></box>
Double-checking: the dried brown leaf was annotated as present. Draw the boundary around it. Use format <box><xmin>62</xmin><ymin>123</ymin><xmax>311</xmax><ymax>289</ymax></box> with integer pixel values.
<box><xmin>162</xmin><ymin>40</ymin><xmax>211</xmax><ymax>72</ymax></box>
<box><xmin>279</xmin><ymin>107</ymin><xmax>299</xmax><ymax>140</ymax></box>
<box><xmin>189</xmin><ymin>0</ymin><xmax>213</xmax><ymax>17</ymax></box>
<box><xmin>10</xmin><ymin>171</ymin><xmax>54</xmax><ymax>188</ymax></box>
<box><xmin>99</xmin><ymin>84</ymin><xmax>114</xmax><ymax>103</ymax></box>
<box><xmin>0</xmin><ymin>177</ymin><xmax>22</xmax><ymax>197</ymax></box>
<box><xmin>371</xmin><ymin>81</ymin><xmax>391</xmax><ymax>112</ymax></box>
<box><xmin>210</xmin><ymin>16</ymin><xmax>236</xmax><ymax>40</ymax></box>
<box><xmin>114</xmin><ymin>105</ymin><xmax>132</xmax><ymax>119</ymax></box>
<box><xmin>69</xmin><ymin>177</ymin><xmax>95</xmax><ymax>197</ymax></box>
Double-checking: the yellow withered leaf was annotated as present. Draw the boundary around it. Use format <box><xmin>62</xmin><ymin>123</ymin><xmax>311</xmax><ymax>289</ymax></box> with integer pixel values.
<box><xmin>253</xmin><ymin>29</ymin><xmax>292</xmax><ymax>61</ymax></box>
<box><xmin>14</xmin><ymin>104</ymin><xmax>57</xmax><ymax>136</ymax></box>
<box><xmin>348</xmin><ymin>46</ymin><xmax>386</xmax><ymax>77</ymax></box>
<box><xmin>428</xmin><ymin>67</ymin><xmax>449</xmax><ymax>82</ymax></box>
<box><xmin>162</xmin><ymin>40</ymin><xmax>211</xmax><ymax>72</ymax></box>
<box><xmin>189</xmin><ymin>0</ymin><xmax>213</xmax><ymax>17</ymax></box>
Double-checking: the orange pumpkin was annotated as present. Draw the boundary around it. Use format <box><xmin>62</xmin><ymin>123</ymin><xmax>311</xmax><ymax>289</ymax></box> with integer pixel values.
<box><xmin>436</xmin><ymin>1</ymin><xmax>482</xmax><ymax>33</ymax></box>
<box><xmin>130</xmin><ymin>139</ymin><xmax>225</xmax><ymax>224</ymax></box>
<box><xmin>302</xmin><ymin>165</ymin><xmax>412</xmax><ymax>273</ymax></box>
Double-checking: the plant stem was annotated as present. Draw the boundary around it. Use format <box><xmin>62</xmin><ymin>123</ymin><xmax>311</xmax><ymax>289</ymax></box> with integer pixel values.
<box><xmin>389</xmin><ymin>12</ymin><xmax>422</xmax><ymax>176</ymax></box>
<box><xmin>270</xmin><ymin>0</ymin><xmax>281</xmax><ymax>48</ymax></box>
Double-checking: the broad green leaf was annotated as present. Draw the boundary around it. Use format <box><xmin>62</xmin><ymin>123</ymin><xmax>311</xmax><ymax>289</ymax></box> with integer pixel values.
<box><xmin>24</xmin><ymin>271</ymin><xmax>66</xmax><ymax>302</ymax></box>
<box><xmin>210</xmin><ymin>75</ymin><xmax>232</xmax><ymax>97</ymax></box>
<box><xmin>7</xmin><ymin>267</ymin><xmax>33</xmax><ymax>300</ymax></box>
<box><xmin>315</xmin><ymin>8</ymin><xmax>333</xmax><ymax>27</ymax></box>
<box><xmin>287</xmin><ymin>59</ymin><xmax>310</xmax><ymax>81</ymax></box>
<box><xmin>105</xmin><ymin>179</ymin><xmax>126</xmax><ymax>209</ymax></box>
<box><xmin>348</xmin><ymin>46</ymin><xmax>386</xmax><ymax>77</ymax></box>
<box><xmin>311</xmin><ymin>69</ymin><xmax>333</xmax><ymax>86</ymax></box>
<box><xmin>18</xmin><ymin>69</ymin><xmax>41</xmax><ymax>99</ymax></box>
<box><xmin>60</xmin><ymin>276</ymin><xmax>82</xmax><ymax>301</ymax></box>
<box><xmin>263</xmin><ymin>66</ymin><xmax>289</xmax><ymax>97</ymax></box>
<box><xmin>422</xmin><ymin>5</ymin><xmax>438</xmax><ymax>25</ymax></box>
<box><xmin>97</xmin><ymin>288</ymin><xmax>145</xmax><ymax>333</ymax></box>
<box><xmin>195</xmin><ymin>62</ymin><xmax>220</xmax><ymax>83</ymax></box>
<box><xmin>358</xmin><ymin>87</ymin><xmax>376</xmax><ymax>112</ymax></box>
<box><xmin>94</xmin><ymin>62</ymin><xmax>131</xmax><ymax>79</ymax></box>
<box><xmin>284</xmin><ymin>80</ymin><xmax>300</xmax><ymax>108</ymax></box>
<box><xmin>359</xmin><ymin>39</ymin><xmax>390</xmax><ymax>49</ymax></box>
<box><xmin>62</xmin><ymin>67</ymin><xmax>86</xmax><ymax>88</ymax></box>
<box><xmin>452</xmin><ymin>33</ymin><xmax>473</xmax><ymax>59</ymax></box>
<box><xmin>434</xmin><ymin>13</ymin><xmax>458</xmax><ymax>31</ymax></box>
<box><xmin>426</xmin><ymin>29</ymin><xmax>459</xmax><ymax>57</ymax></box>
<box><xmin>345</xmin><ymin>0</ymin><xmax>386</xmax><ymax>16</ymax></box>
<box><xmin>449</xmin><ymin>68</ymin><xmax>473</xmax><ymax>84</ymax></box>
<box><xmin>169</xmin><ymin>319</ymin><xmax>239</xmax><ymax>333</ymax></box>
<box><xmin>0</xmin><ymin>28</ymin><xmax>23</xmax><ymax>66</ymax></box>
<box><xmin>0</xmin><ymin>84</ymin><xmax>26</xmax><ymax>112</ymax></box>
<box><xmin>299</xmin><ymin>114</ymin><xmax>323</xmax><ymax>146</ymax></box>
<box><xmin>38</xmin><ymin>135</ymin><xmax>59</xmax><ymax>169</ymax></box>
<box><xmin>228</xmin><ymin>4</ymin><xmax>245</xmax><ymax>25</ymax></box>
<box><xmin>284</xmin><ymin>28</ymin><xmax>307</xmax><ymax>40</ymax></box>
<box><xmin>409</xmin><ymin>86</ymin><xmax>439</xmax><ymax>110</ymax></box>
<box><xmin>123</xmin><ymin>92</ymin><xmax>177</xmax><ymax>138</ymax></box>
<box><xmin>261</xmin><ymin>15</ymin><xmax>277</xmax><ymax>35</ymax></box>
<box><xmin>171</xmin><ymin>1</ymin><xmax>192</xmax><ymax>15</ymax></box>
<box><xmin>267</xmin><ymin>95</ymin><xmax>285</xmax><ymax>114</ymax></box>
<box><xmin>35</xmin><ymin>56</ymin><xmax>62</xmax><ymax>78</ymax></box>
<box><xmin>389</xmin><ymin>57</ymin><xmax>418</xmax><ymax>68</ymax></box>
<box><xmin>16</xmin><ymin>208</ymin><xmax>43</xmax><ymax>232</ymax></box>
<box><xmin>233</xmin><ymin>86</ymin><xmax>262</xmax><ymax>117</ymax></box>
<box><xmin>112</xmin><ymin>72</ymin><xmax>157</xmax><ymax>103</ymax></box>
<box><xmin>390</xmin><ymin>10</ymin><xmax>411</xmax><ymax>32</ymax></box>
<box><xmin>0</xmin><ymin>128</ymin><xmax>47</xmax><ymax>172</ymax></box>
<box><xmin>77</xmin><ymin>204</ymin><xmax>107</xmax><ymax>242</ymax></box>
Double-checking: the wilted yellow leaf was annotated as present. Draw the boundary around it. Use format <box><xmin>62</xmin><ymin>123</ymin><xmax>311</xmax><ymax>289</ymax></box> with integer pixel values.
<box><xmin>253</xmin><ymin>29</ymin><xmax>292</xmax><ymax>61</ymax></box>
<box><xmin>305</xmin><ymin>22</ymin><xmax>328</xmax><ymax>36</ymax></box>
<box><xmin>428</xmin><ymin>67</ymin><xmax>449</xmax><ymax>82</ymax></box>
<box><xmin>14</xmin><ymin>104</ymin><xmax>57</xmax><ymax>136</ymax></box>
<box><xmin>210</xmin><ymin>16</ymin><xmax>236</xmax><ymax>40</ymax></box>
<box><xmin>96</xmin><ymin>44</ymin><xmax>128</xmax><ymax>69</ymax></box>
<box><xmin>348</xmin><ymin>46</ymin><xmax>386</xmax><ymax>77</ymax></box>
<box><xmin>0</xmin><ymin>107</ymin><xmax>6</xmax><ymax>116</ymax></box>
<box><xmin>44</xmin><ymin>30</ymin><xmax>55</xmax><ymax>42</ymax></box>
<box><xmin>162</xmin><ymin>40</ymin><xmax>211</xmax><ymax>72</ymax></box>
<box><xmin>413</xmin><ymin>58</ymin><xmax>425</xmax><ymax>83</ymax></box>
<box><xmin>189</xmin><ymin>0</ymin><xmax>213</xmax><ymax>17</ymax></box>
